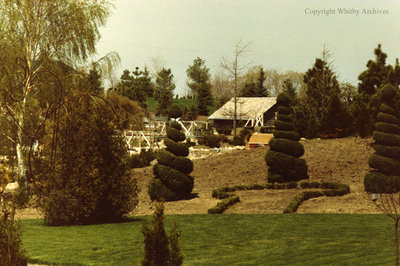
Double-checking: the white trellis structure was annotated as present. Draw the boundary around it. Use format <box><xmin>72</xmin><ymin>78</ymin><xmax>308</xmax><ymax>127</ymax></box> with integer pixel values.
<box><xmin>124</xmin><ymin>120</ymin><xmax>210</xmax><ymax>153</ymax></box>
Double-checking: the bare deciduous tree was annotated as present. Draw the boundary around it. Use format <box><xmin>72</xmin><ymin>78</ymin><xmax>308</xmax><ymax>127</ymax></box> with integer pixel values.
<box><xmin>221</xmin><ymin>40</ymin><xmax>251</xmax><ymax>136</ymax></box>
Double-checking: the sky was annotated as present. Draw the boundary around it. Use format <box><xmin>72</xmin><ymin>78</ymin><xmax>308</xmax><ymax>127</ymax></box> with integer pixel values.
<box><xmin>95</xmin><ymin>0</ymin><xmax>400</xmax><ymax>96</ymax></box>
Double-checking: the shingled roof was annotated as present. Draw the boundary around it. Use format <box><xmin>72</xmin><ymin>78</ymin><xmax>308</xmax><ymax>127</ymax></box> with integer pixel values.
<box><xmin>209</xmin><ymin>97</ymin><xmax>277</xmax><ymax>120</ymax></box>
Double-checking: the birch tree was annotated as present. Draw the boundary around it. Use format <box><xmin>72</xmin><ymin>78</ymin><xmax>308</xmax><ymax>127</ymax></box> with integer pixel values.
<box><xmin>0</xmin><ymin>0</ymin><xmax>113</xmax><ymax>186</ymax></box>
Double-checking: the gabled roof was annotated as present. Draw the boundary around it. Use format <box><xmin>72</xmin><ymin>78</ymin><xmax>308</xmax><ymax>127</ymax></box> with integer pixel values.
<box><xmin>209</xmin><ymin>97</ymin><xmax>277</xmax><ymax>120</ymax></box>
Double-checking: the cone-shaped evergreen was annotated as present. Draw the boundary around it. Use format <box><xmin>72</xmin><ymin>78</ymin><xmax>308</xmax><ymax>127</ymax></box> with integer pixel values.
<box><xmin>265</xmin><ymin>93</ymin><xmax>308</xmax><ymax>183</ymax></box>
<box><xmin>364</xmin><ymin>84</ymin><xmax>400</xmax><ymax>193</ymax></box>
<box><xmin>148</xmin><ymin>122</ymin><xmax>194</xmax><ymax>201</ymax></box>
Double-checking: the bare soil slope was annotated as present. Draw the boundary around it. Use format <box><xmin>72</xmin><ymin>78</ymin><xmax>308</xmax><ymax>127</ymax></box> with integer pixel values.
<box><xmin>16</xmin><ymin>137</ymin><xmax>380</xmax><ymax>219</ymax></box>
<box><xmin>133</xmin><ymin>137</ymin><xmax>379</xmax><ymax>215</ymax></box>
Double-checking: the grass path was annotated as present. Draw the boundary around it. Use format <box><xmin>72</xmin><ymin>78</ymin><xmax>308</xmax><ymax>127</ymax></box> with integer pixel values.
<box><xmin>23</xmin><ymin>214</ymin><xmax>395</xmax><ymax>265</ymax></box>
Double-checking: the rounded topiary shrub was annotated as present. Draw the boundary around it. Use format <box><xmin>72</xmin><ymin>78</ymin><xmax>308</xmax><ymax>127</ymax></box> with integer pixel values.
<box><xmin>265</xmin><ymin>93</ymin><xmax>308</xmax><ymax>183</ymax></box>
<box><xmin>364</xmin><ymin>84</ymin><xmax>400</xmax><ymax>193</ymax></box>
<box><xmin>149</xmin><ymin>126</ymin><xmax>194</xmax><ymax>201</ymax></box>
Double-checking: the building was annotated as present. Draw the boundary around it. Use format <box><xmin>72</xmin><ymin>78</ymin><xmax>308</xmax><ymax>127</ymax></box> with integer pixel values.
<box><xmin>208</xmin><ymin>97</ymin><xmax>277</xmax><ymax>131</ymax></box>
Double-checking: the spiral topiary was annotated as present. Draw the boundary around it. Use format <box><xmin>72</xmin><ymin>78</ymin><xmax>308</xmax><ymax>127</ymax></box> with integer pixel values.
<box><xmin>364</xmin><ymin>84</ymin><xmax>400</xmax><ymax>193</ymax></box>
<box><xmin>148</xmin><ymin>122</ymin><xmax>194</xmax><ymax>201</ymax></box>
<box><xmin>265</xmin><ymin>93</ymin><xmax>308</xmax><ymax>183</ymax></box>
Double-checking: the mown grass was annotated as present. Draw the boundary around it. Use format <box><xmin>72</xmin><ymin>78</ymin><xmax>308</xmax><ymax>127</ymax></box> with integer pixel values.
<box><xmin>22</xmin><ymin>214</ymin><xmax>395</xmax><ymax>265</ymax></box>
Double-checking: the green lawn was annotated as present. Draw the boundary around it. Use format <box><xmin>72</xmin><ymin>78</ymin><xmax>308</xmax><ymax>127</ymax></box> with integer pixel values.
<box><xmin>22</xmin><ymin>214</ymin><xmax>395</xmax><ymax>265</ymax></box>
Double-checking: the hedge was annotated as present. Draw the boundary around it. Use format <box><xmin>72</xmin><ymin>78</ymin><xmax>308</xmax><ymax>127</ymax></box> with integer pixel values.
<box><xmin>368</xmin><ymin>153</ymin><xmax>400</xmax><ymax>176</ymax></box>
<box><xmin>276</xmin><ymin>105</ymin><xmax>292</xmax><ymax>115</ymax></box>
<box><xmin>153</xmin><ymin>164</ymin><xmax>194</xmax><ymax>196</ymax></box>
<box><xmin>364</xmin><ymin>171</ymin><xmax>400</xmax><ymax>193</ymax></box>
<box><xmin>164</xmin><ymin>137</ymin><xmax>189</xmax><ymax>157</ymax></box>
<box><xmin>373</xmin><ymin>144</ymin><xmax>400</xmax><ymax>162</ymax></box>
<box><xmin>209</xmin><ymin>180</ymin><xmax>349</xmax><ymax>214</ymax></box>
<box><xmin>166</xmin><ymin>127</ymin><xmax>186</xmax><ymax>142</ymax></box>
<box><xmin>274</xmin><ymin>120</ymin><xmax>295</xmax><ymax>131</ymax></box>
<box><xmin>377</xmin><ymin>112</ymin><xmax>400</xmax><ymax>125</ymax></box>
<box><xmin>207</xmin><ymin>196</ymin><xmax>240</xmax><ymax>214</ymax></box>
<box><xmin>379</xmin><ymin>103</ymin><xmax>396</xmax><ymax>115</ymax></box>
<box><xmin>283</xmin><ymin>181</ymin><xmax>351</xmax><ymax>213</ymax></box>
<box><xmin>276</xmin><ymin>114</ymin><xmax>292</xmax><ymax>122</ymax></box>
<box><xmin>272</xmin><ymin>130</ymin><xmax>301</xmax><ymax>141</ymax></box>
<box><xmin>148</xmin><ymin>179</ymin><xmax>178</xmax><ymax>201</ymax></box>
<box><xmin>265</xmin><ymin>150</ymin><xmax>308</xmax><ymax>181</ymax></box>
<box><xmin>374</xmin><ymin>122</ymin><xmax>400</xmax><ymax>135</ymax></box>
<box><xmin>372</xmin><ymin>131</ymin><xmax>400</xmax><ymax>147</ymax></box>
<box><xmin>269</xmin><ymin>138</ymin><xmax>305</xmax><ymax>158</ymax></box>
<box><xmin>156</xmin><ymin>149</ymin><xmax>193</xmax><ymax>175</ymax></box>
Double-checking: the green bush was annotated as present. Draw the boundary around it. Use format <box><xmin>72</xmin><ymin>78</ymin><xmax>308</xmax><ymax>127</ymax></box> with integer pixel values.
<box><xmin>153</xmin><ymin>164</ymin><xmax>194</xmax><ymax>197</ymax></box>
<box><xmin>216</xmin><ymin>128</ymin><xmax>232</xmax><ymax>135</ymax></box>
<box><xmin>269</xmin><ymin>138</ymin><xmax>304</xmax><ymax>157</ymax></box>
<box><xmin>148</xmin><ymin>179</ymin><xmax>178</xmax><ymax>201</ymax></box>
<box><xmin>364</xmin><ymin>171</ymin><xmax>400</xmax><ymax>193</ymax></box>
<box><xmin>276</xmin><ymin>105</ymin><xmax>292</xmax><ymax>115</ymax></box>
<box><xmin>380</xmin><ymin>103</ymin><xmax>396</xmax><ymax>115</ymax></box>
<box><xmin>374</xmin><ymin>122</ymin><xmax>400</xmax><ymax>135</ymax></box>
<box><xmin>0</xmin><ymin>205</ymin><xmax>27</xmax><ymax>265</ymax></box>
<box><xmin>274</xmin><ymin>120</ymin><xmax>295</xmax><ymax>131</ymax></box>
<box><xmin>126</xmin><ymin>150</ymin><xmax>156</xmax><ymax>169</ymax></box>
<box><xmin>272</xmin><ymin>130</ymin><xmax>300</xmax><ymax>141</ymax></box>
<box><xmin>276</xmin><ymin>114</ymin><xmax>292</xmax><ymax>122</ymax></box>
<box><xmin>207</xmin><ymin>196</ymin><xmax>240</xmax><ymax>214</ymax></box>
<box><xmin>373</xmin><ymin>144</ymin><xmax>400</xmax><ymax>161</ymax></box>
<box><xmin>368</xmin><ymin>154</ymin><xmax>400</xmax><ymax>176</ymax></box>
<box><xmin>33</xmin><ymin>95</ymin><xmax>139</xmax><ymax>226</ymax></box>
<box><xmin>170</xmin><ymin>121</ymin><xmax>182</xmax><ymax>131</ymax></box>
<box><xmin>283</xmin><ymin>191</ymin><xmax>324</xmax><ymax>214</ymax></box>
<box><xmin>167</xmin><ymin>127</ymin><xmax>186</xmax><ymax>142</ymax></box>
<box><xmin>150</xmin><ymin>124</ymin><xmax>194</xmax><ymax>201</ymax></box>
<box><xmin>164</xmin><ymin>137</ymin><xmax>189</xmax><ymax>157</ymax></box>
<box><xmin>266</xmin><ymin>150</ymin><xmax>308</xmax><ymax>182</ymax></box>
<box><xmin>376</xmin><ymin>112</ymin><xmax>400</xmax><ymax>125</ymax></box>
<box><xmin>372</xmin><ymin>131</ymin><xmax>400</xmax><ymax>147</ymax></box>
<box><xmin>142</xmin><ymin>202</ymin><xmax>183</xmax><ymax>266</ymax></box>
<box><xmin>156</xmin><ymin>149</ymin><xmax>193</xmax><ymax>175</ymax></box>
<box><xmin>232</xmin><ymin>135</ymin><xmax>245</xmax><ymax>146</ymax></box>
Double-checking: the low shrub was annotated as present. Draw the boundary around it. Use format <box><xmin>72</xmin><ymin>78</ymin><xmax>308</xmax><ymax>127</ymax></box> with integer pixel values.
<box><xmin>232</xmin><ymin>135</ymin><xmax>245</xmax><ymax>146</ymax></box>
<box><xmin>148</xmin><ymin>179</ymin><xmax>178</xmax><ymax>201</ymax></box>
<box><xmin>207</xmin><ymin>196</ymin><xmax>240</xmax><ymax>214</ymax></box>
<box><xmin>156</xmin><ymin>149</ymin><xmax>193</xmax><ymax>175</ymax></box>
<box><xmin>219</xmin><ymin>134</ymin><xmax>229</xmax><ymax>143</ymax></box>
<box><xmin>142</xmin><ymin>202</ymin><xmax>183</xmax><ymax>266</ymax></box>
<box><xmin>126</xmin><ymin>150</ymin><xmax>156</xmax><ymax>169</ymax></box>
<box><xmin>165</xmin><ymin>138</ymin><xmax>189</xmax><ymax>157</ymax></box>
<box><xmin>167</xmin><ymin>127</ymin><xmax>186</xmax><ymax>142</ymax></box>
<box><xmin>216</xmin><ymin>128</ymin><xmax>232</xmax><ymax>135</ymax></box>
<box><xmin>198</xmin><ymin>134</ymin><xmax>221</xmax><ymax>148</ymax></box>
<box><xmin>153</xmin><ymin>164</ymin><xmax>194</xmax><ymax>197</ymax></box>
<box><xmin>283</xmin><ymin>191</ymin><xmax>324</xmax><ymax>214</ymax></box>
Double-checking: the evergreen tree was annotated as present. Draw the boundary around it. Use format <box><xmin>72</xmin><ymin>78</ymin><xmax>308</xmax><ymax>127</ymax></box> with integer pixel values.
<box><xmin>265</xmin><ymin>93</ymin><xmax>308</xmax><ymax>183</ymax></box>
<box><xmin>255</xmin><ymin>67</ymin><xmax>268</xmax><ymax>97</ymax></box>
<box><xmin>148</xmin><ymin>123</ymin><xmax>194</xmax><ymax>201</ymax></box>
<box><xmin>364</xmin><ymin>84</ymin><xmax>400</xmax><ymax>193</ymax></box>
<box><xmin>186</xmin><ymin>57</ymin><xmax>213</xmax><ymax>115</ymax></box>
<box><xmin>86</xmin><ymin>63</ymin><xmax>103</xmax><ymax>94</ymax></box>
<box><xmin>155</xmin><ymin>68</ymin><xmax>175</xmax><ymax>115</ymax></box>
<box><xmin>301</xmin><ymin>49</ymin><xmax>342</xmax><ymax>136</ymax></box>
<box><xmin>142</xmin><ymin>203</ymin><xmax>183</xmax><ymax>266</ymax></box>
<box><xmin>353</xmin><ymin>44</ymin><xmax>393</xmax><ymax>137</ymax></box>
<box><xmin>282</xmin><ymin>79</ymin><xmax>297</xmax><ymax>106</ymax></box>
<box><xmin>115</xmin><ymin>67</ymin><xmax>154</xmax><ymax>107</ymax></box>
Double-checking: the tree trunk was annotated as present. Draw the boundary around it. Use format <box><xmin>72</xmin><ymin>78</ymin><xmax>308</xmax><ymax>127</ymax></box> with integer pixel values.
<box><xmin>396</xmin><ymin>219</ymin><xmax>399</xmax><ymax>266</ymax></box>
<box><xmin>16</xmin><ymin>92</ymin><xmax>27</xmax><ymax>187</ymax></box>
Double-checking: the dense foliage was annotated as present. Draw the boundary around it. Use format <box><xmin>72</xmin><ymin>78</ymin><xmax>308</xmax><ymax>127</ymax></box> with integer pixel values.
<box><xmin>265</xmin><ymin>93</ymin><xmax>308</xmax><ymax>183</ymax></box>
<box><xmin>33</xmin><ymin>96</ymin><xmax>139</xmax><ymax>226</ymax></box>
<box><xmin>364</xmin><ymin>84</ymin><xmax>400</xmax><ymax>193</ymax></box>
<box><xmin>148</xmin><ymin>123</ymin><xmax>194</xmax><ymax>201</ymax></box>
<box><xmin>142</xmin><ymin>203</ymin><xmax>183</xmax><ymax>266</ymax></box>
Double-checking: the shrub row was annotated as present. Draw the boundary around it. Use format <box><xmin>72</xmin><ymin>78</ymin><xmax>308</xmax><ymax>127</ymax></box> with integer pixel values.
<box><xmin>211</xmin><ymin>182</ymin><xmax>299</xmax><ymax>199</ymax></box>
<box><xmin>284</xmin><ymin>181</ymin><xmax>350</xmax><ymax>213</ymax></box>
<box><xmin>207</xmin><ymin>196</ymin><xmax>240</xmax><ymax>214</ymax></box>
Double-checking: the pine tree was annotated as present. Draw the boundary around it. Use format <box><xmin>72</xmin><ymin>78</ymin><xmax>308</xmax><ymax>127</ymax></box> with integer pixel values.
<box><xmin>265</xmin><ymin>93</ymin><xmax>308</xmax><ymax>183</ymax></box>
<box><xmin>148</xmin><ymin>123</ymin><xmax>194</xmax><ymax>201</ymax></box>
<box><xmin>364</xmin><ymin>84</ymin><xmax>400</xmax><ymax>193</ymax></box>
<box><xmin>155</xmin><ymin>68</ymin><xmax>175</xmax><ymax>115</ymax></box>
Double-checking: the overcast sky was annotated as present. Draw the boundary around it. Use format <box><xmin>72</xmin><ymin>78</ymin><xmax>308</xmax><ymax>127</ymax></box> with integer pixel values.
<box><xmin>95</xmin><ymin>0</ymin><xmax>400</xmax><ymax>96</ymax></box>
